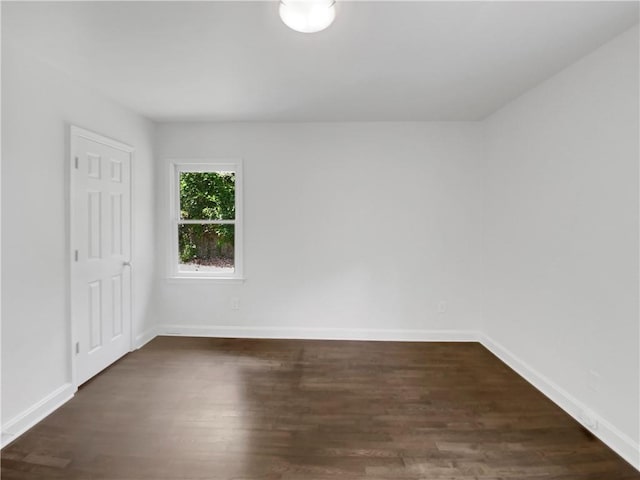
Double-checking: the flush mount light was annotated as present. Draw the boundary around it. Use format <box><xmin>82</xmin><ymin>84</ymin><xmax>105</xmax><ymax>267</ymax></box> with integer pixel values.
<box><xmin>279</xmin><ymin>0</ymin><xmax>336</xmax><ymax>33</ymax></box>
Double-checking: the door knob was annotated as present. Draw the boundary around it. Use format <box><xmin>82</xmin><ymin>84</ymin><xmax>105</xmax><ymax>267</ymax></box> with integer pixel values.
<box><xmin>123</xmin><ymin>261</ymin><xmax>131</xmax><ymax>267</ymax></box>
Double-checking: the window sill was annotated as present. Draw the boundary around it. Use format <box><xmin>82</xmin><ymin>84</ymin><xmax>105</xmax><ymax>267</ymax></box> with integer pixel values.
<box><xmin>166</xmin><ymin>276</ymin><xmax>245</xmax><ymax>284</ymax></box>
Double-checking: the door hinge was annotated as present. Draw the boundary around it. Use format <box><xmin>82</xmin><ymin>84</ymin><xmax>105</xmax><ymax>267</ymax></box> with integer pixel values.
<box><xmin>75</xmin><ymin>342</ymin><xmax>80</xmax><ymax>354</ymax></box>
<box><xmin>74</xmin><ymin>156</ymin><xmax>79</xmax><ymax>169</ymax></box>
<box><xmin>74</xmin><ymin>250</ymin><xmax>79</xmax><ymax>262</ymax></box>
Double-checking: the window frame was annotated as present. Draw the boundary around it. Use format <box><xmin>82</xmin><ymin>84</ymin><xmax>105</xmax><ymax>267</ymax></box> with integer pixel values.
<box><xmin>168</xmin><ymin>159</ymin><xmax>243</xmax><ymax>281</ymax></box>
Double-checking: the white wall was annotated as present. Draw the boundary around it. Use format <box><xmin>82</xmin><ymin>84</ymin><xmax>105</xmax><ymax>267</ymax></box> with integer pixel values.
<box><xmin>1</xmin><ymin>42</ymin><xmax>156</xmax><ymax>431</ymax></box>
<box><xmin>154</xmin><ymin>122</ymin><xmax>483</xmax><ymax>338</ymax></box>
<box><xmin>483</xmin><ymin>24</ymin><xmax>639</xmax><ymax>460</ymax></box>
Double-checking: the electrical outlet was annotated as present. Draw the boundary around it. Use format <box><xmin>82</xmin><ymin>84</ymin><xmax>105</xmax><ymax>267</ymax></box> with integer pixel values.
<box><xmin>437</xmin><ymin>301</ymin><xmax>447</xmax><ymax>314</ymax></box>
<box><xmin>587</xmin><ymin>370</ymin><xmax>601</xmax><ymax>392</ymax></box>
<box><xmin>230</xmin><ymin>297</ymin><xmax>240</xmax><ymax>310</ymax></box>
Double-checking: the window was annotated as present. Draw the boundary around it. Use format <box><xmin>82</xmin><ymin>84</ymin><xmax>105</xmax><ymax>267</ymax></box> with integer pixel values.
<box><xmin>170</xmin><ymin>161</ymin><xmax>243</xmax><ymax>279</ymax></box>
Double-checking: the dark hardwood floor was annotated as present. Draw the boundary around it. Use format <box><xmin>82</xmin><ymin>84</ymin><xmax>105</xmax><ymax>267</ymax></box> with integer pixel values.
<box><xmin>2</xmin><ymin>337</ymin><xmax>638</xmax><ymax>479</ymax></box>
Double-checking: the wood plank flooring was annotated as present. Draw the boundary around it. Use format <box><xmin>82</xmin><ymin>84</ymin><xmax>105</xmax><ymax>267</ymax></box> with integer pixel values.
<box><xmin>2</xmin><ymin>337</ymin><xmax>638</xmax><ymax>479</ymax></box>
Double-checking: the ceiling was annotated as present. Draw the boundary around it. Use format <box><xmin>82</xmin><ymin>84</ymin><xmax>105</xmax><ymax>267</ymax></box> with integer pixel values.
<box><xmin>2</xmin><ymin>1</ymin><xmax>638</xmax><ymax>122</ymax></box>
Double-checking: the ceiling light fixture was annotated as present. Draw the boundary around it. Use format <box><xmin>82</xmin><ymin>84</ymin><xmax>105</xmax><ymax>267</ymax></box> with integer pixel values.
<box><xmin>279</xmin><ymin>0</ymin><xmax>336</xmax><ymax>33</ymax></box>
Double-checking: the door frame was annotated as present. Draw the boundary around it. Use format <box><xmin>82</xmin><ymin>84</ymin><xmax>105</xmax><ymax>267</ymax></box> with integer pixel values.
<box><xmin>69</xmin><ymin>125</ymin><xmax>135</xmax><ymax>388</ymax></box>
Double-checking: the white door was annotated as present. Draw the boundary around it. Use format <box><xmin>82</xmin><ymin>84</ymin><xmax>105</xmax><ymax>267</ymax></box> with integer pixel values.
<box><xmin>70</xmin><ymin>127</ymin><xmax>133</xmax><ymax>386</ymax></box>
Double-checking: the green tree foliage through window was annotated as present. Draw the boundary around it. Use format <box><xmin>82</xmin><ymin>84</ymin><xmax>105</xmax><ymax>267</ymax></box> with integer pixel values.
<box><xmin>179</xmin><ymin>172</ymin><xmax>235</xmax><ymax>266</ymax></box>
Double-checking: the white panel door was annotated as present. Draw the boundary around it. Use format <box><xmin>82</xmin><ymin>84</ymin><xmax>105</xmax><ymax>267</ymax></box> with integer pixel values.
<box><xmin>70</xmin><ymin>127</ymin><xmax>133</xmax><ymax>386</ymax></box>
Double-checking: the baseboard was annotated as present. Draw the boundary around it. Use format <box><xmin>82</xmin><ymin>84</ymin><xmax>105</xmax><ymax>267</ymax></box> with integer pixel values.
<box><xmin>134</xmin><ymin>326</ymin><xmax>158</xmax><ymax>349</ymax></box>
<box><xmin>157</xmin><ymin>324</ymin><xmax>480</xmax><ymax>342</ymax></box>
<box><xmin>1</xmin><ymin>382</ymin><xmax>76</xmax><ymax>449</ymax></box>
<box><xmin>479</xmin><ymin>333</ymin><xmax>640</xmax><ymax>471</ymax></box>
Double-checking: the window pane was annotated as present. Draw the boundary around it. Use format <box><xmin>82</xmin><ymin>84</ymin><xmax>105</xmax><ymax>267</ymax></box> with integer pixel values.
<box><xmin>178</xmin><ymin>224</ymin><xmax>235</xmax><ymax>273</ymax></box>
<box><xmin>180</xmin><ymin>171</ymin><xmax>235</xmax><ymax>220</ymax></box>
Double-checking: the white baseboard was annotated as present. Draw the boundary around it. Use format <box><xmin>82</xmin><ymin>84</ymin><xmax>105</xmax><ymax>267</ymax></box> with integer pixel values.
<box><xmin>1</xmin><ymin>382</ymin><xmax>76</xmax><ymax>449</ymax></box>
<box><xmin>134</xmin><ymin>326</ymin><xmax>158</xmax><ymax>349</ymax></box>
<box><xmin>479</xmin><ymin>333</ymin><xmax>639</xmax><ymax>471</ymax></box>
<box><xmin>157</xmin><ymin>324</ymin><xmax>480</xmax><ymax>342</ymax></box>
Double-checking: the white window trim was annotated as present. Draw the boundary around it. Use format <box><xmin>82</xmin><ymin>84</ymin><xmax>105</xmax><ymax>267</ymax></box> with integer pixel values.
<box><xmin>168</xmin><ymin>159</ymin><xmax>244</xmax><ymax>281</ymax></box>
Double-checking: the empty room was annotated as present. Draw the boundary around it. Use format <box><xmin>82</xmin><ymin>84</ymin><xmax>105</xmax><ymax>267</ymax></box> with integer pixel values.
<box><xmin>1</xmin><ymin>0</ymin><xmax>639</xmax><ymax>478</ymax></box>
